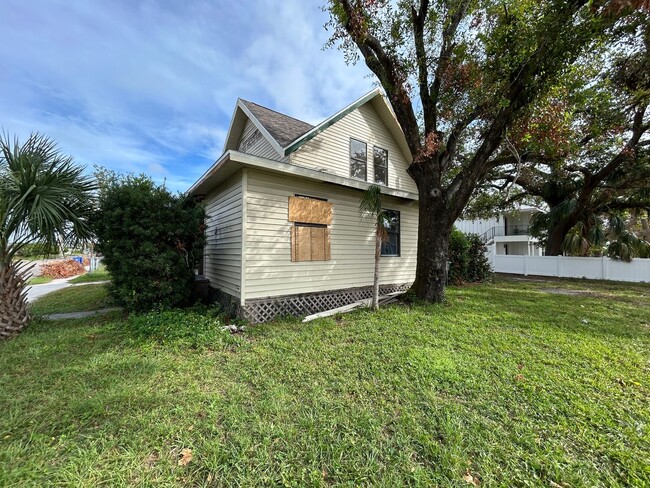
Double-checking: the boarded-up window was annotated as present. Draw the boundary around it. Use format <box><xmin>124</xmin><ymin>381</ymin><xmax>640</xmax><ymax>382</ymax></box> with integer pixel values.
<box><xmin>291</xmin><ymin>225</ymin><xmax>331</xmax><ymax>262</ymax></box>
<box><xmin>288</xmin><ymin>196</ymin><xmax>332</xmax><ymax>262</ymax></box>
<box><xmin>288</xmin><ymin>196</ymin><xmax>332</xmax><ymax>225</ymax></box>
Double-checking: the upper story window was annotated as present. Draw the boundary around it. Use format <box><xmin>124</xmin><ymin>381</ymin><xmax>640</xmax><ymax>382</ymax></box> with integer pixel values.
<box><xmin>380</xmin><ymin>210</ymin><xmax>400</xmax><ymax>256</ymax></box>
<box><xmin>373</xmin><ymin>146</ymin><xmax>388</xmax><ymax>185</ymax></box>
<box><xmin>350</xmin><ymin>138</ymin><xmax>367</xmax><ymax>181</ymax></box>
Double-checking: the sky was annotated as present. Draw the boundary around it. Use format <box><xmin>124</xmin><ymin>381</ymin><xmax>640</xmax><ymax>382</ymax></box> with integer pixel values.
<box><xmin>0</xmin><ymin>0</ymin><xmax>375</xmax><ymax>191</ymax></box>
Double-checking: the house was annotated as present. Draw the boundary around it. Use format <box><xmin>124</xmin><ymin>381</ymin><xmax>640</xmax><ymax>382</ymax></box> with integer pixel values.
<box><xmin>455</xmin><ymin>206</ymin><xmax>544</xmax><ymax>256</ymax></box>
<box><xmin>188</xmin><ymin>89</ymin><xmax>419</xmax><ymax>322</ymax></box>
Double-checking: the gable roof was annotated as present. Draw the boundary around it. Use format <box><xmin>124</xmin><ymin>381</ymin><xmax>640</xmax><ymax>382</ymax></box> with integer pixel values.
<box><xmin>239</xmin><ymin>100</ymin><xmax>313</xmax><ymax>147</ymax></box>
<box><xmin>222</xmin><ymin>88</ymin><xmax>412</xmax><ymax>163</ymax></box>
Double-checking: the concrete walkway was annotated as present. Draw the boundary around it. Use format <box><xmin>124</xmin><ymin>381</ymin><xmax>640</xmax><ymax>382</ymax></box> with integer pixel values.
<box><xmin>42</xmin><ymin>308</ymin><xmax>122</xmax><ymax>321</ymax></box>
<box><xmin>26</xmin><ymin>277</ymin><xmax>110</xmax><ymax>302</ymax></box>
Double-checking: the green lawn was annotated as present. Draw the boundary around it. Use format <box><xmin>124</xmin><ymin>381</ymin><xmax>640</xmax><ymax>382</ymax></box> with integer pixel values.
<box><xmin>26</xmin><ymin>275</ymin><xmax>54</xmax><ymax>285</ymax></box>
<box><xmin>2</xmin><ymin>277</ymin><xmax>649</xmax><ymax>486</ymax></box>
<box><xmin>29</xmin><ymin>283</ymin><xmax>114</xmax><ymax>316</ymax></box>
<box><xmin>68</xmin><ymin>266</ymin><xmax>111</xmax><ymax>284</ymax></box>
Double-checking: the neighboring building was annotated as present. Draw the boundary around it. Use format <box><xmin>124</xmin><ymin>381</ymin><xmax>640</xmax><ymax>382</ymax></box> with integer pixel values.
<box><xmin>455</xmin><ymin>206</ymin><xmax>544</xmax><ymax>256</ymax></box>
<box><xmin>189</xmin><ymin>89</ymin><xmax>418</xmax><ymax>322</ymax></box>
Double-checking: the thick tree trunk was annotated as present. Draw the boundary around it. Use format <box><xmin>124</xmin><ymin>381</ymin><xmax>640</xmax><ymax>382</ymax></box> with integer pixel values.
<box><xmin>545</xmin><ymin>217</ymin><xmax>579</xmax><ymax>256</ymax></box>
<box><xmin>0</xmin><ymin>261</ymin><xmax>32</xmax><ymax>340</ymax></box>
<box><xmin>410</xmin><ymin>190</ymin><xmax>453</xmax><ymax>302</ymax></box>
<box><xmin>372</xmin><ymin>234</ymin><xmax>381</xmax><ymax>310</ymax></box>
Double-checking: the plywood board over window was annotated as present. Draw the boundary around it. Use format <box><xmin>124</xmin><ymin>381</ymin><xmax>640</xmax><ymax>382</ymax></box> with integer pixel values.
<box><xmin>289</xmin><ymin>196</ymin><xmax>332</xmax><ymax>262</ymax></box>
<box><xmin>291</xmin><ymin>225</ymin><xmax>331</xmax><ymax>262</ymax></box>
<box><xmin>288</xmin><ymin>196</ymin><xmax>332</xmax><ymax>225</ymax></box>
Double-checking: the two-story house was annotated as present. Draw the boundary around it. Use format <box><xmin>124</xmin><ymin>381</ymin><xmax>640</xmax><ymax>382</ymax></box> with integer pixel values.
<box><xmin>188</xmin><ymin>89</ymin><xmax>419</xmax><ymax>322</ymax></box>
<box><xmin>455</xmin><ymin>206</ymin><xmax>543</xmax><ymax>256</ymax></box>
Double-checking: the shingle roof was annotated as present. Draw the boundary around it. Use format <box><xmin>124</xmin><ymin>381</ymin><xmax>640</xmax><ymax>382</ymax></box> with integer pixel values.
<box><xmin>240</xmin><ymin>99</ymin><xmax>314</xmax><ymax>147</ymax></box>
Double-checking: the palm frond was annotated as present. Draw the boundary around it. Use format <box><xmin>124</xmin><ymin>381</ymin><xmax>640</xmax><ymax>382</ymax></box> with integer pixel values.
<box><xmin>0</xmin><ymin>133</ymin><xmax>97</xmax><ymax>265</ymax></box>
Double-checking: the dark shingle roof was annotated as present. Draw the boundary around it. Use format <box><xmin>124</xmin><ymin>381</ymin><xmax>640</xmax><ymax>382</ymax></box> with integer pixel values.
<box><xmin>240</xmin><ymin>99</ymin><xmax>314</xmax><ymax>147</ymax></box>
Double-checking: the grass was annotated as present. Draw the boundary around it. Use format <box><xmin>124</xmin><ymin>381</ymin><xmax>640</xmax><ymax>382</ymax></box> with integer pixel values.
<box><xmin>68</xmin><ymin>266</ymin><xmax>111</xmax><ymax>284</ymax></box>
<box><xmin>26</xmin><ymin>276</ymin><xmax>53</xmax><ymax>285</ymax></box>
<box><xmin>28</xmin><ymin>283</ymin><xmax>114</xmax><ymax>316</ymax></box>
<box><xmin>2</xmin><ymin>277</ymin><xmax>649</xmax><ymax>486</ymax></box>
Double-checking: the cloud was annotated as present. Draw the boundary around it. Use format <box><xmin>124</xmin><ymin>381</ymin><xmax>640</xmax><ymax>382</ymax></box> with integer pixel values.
<box><xmin>0</xmin><ymin>0</ymin><xmax>374</xmax><ymax>192</ymax></box>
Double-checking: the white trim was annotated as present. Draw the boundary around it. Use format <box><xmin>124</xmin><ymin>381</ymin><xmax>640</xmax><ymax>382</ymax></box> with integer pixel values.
<box><xmin>189</xmin><ymin>150</ymin><xmax>419</xmax><ymax>201</ymax></box>
<box><xmin>187</xmin><ymin>151</ymin><xmax>230</xmax><ymax>195</ymax></box>
<box><xmin>240</xmin><ymin>167</ymin><xmax>248</xmax><ymax>305</ymax></box>
<box><xmin>221</xmin><ymin>102</ymin><xmax>241</xmax><ymax>153</ymax></box>
<box><xmin>236</xmin><ymin>100</ymin><xmax>285</xmax><ymax>157</ymax></box>
<box><xmin>282</xmin><ymin>88</ymin><xmax>382</xmax><ymax>156</ymax></box>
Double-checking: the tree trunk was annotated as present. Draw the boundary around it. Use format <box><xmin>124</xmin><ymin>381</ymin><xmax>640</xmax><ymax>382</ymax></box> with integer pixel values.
<box><xmin>372</xmin><ymin>234</ymin><xmax>381</xmax><ymax>310</ymax></box>
<box><xmin>0</xmin><ymin>261</ymin><xmax>33</xmax><ymax>340</ymax></box>
<box><xmin>410</xmin><ymin>190</ymin><xmax>453</xmax><ymax>302</ymax></box>
<box><xmin>545</xmin><ymin>217</ymin><xmax>578</xmax><ymax>256</ymax></box>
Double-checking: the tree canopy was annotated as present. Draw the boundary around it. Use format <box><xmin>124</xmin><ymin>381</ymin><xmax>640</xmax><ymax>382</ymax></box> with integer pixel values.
<box><xmin>473</xmin><ymin>14</ymin><xmax>650</xmax><ymax>258</ymax></box>
<box><xmin>326</xmin><ymin>0</ymin><xmax>645</xmax><ymax>300</ymax></box>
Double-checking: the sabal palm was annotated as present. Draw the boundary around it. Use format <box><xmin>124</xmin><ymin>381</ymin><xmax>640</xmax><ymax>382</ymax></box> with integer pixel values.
<box><xmin>0</xmin><ymin>133</ymin><xmax>95</xmax><ymax>339</ymax></box>
<box><xmin>359</xmin><ymin>185</ymin><xmax>388</xmax><ymax>311</ymax></box>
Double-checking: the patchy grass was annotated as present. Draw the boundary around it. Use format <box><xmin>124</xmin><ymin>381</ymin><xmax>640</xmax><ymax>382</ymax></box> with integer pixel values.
<box><xmin>29</xmin><ymin>284</ymin><xmax>114</xmax><ymax>316</ymax></box>
<box><xmin>2</xmin><ymin>277</ymin><xmax>649</xmax><ymax>486</ymax></box>
<box><xmin>26</xmin><ymin>276</ymin><xmax>54</xmax><ymax>285</ymax></box>
<box><xmin>68</xmin><ymin>266</ymin><xmax>110</xmax><ymax>284</ymax></box>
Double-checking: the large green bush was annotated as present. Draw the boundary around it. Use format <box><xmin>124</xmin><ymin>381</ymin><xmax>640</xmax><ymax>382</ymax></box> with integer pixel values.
<box><xmin>93</xmin><ymin>174</ymin><xmax>205</xmax><ymax>312</ymax></box>
<box><xmin>448</xmin><ymin>229</ymin><xmax>492</xmax><ymax>285</ymax></box>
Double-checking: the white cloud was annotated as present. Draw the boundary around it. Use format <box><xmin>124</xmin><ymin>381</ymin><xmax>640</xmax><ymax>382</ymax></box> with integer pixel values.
<box><xmin>0</xmin><ymin>0</ymin><xmax>375</xmax><ymax>191</ymax></box>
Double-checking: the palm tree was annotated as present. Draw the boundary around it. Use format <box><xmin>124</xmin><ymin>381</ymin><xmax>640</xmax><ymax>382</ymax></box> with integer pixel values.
<box><xmin>0</xmin><ymin>133</ymin><xmax>95</xmax><ymax>339</ymax></box>
<box><xmin>359</xmin><ymin>185</ymin><xmax>389</xmax><ymax>311</ymax></box>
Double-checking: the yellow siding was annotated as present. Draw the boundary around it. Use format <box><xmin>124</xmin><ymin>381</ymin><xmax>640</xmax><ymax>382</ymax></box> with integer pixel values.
<box><xmin>204</xmin><ymin>172</ymin><xmax>243</xmax><ymax>299</ymax></box>
<box><xmin>290</xmin><ymin>103</ymin><xmax>418</xmax><ymax>194</ymax></box>
<box><xmin>244</xmin><ymin>169</ymin><xmax>418</xmax><ymax>300</ymax></box>
<box><xmin>238</xmin><ymin>118</ymin><xmax>287</xmax><ymax>161</ymax></box>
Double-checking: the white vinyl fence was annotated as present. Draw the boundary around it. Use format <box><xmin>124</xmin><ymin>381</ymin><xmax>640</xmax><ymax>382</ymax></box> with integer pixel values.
<box><xmin>491</xmin><ymin>254</ymin><xmax>650</xmax><ymax>283</ymax></box>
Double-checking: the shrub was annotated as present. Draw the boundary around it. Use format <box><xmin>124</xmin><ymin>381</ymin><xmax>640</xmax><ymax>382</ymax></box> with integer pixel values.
<box><xmin>118</xmin><ymin>309</ymin><xmax>240</xmax><ymax>349</ymax></box>
<box><xmin>93</xmin><ymin>174</ymin><xmax>205</xmax><ymax>313</ymax></box>
<box><xmin>448</xmin><ymin>229</ymin><xmax>492</xmax><ymax>285</ymax></box>
<box><xmin>466</xmin><ymin>234</ymin><xmax>493</xmax><ymax>283</ymax></box>
<box><xmin>448</xmin><ymin>229</ymin><xmax>470</xmax><ymax>285</ymax></box>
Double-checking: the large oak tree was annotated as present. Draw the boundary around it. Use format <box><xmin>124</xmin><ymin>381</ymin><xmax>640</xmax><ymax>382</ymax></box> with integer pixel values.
<box><xmin>326</xmin><ymin>0</ymin><xmax>641</xmax><ymax>301</ymax></box>
<box><xmin>480</xmin><ymin>14</ymin><xmax>650</xmax><ymax>256</ymax></box>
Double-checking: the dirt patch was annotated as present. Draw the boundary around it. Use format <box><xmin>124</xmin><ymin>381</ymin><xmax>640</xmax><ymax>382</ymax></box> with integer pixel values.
<box><xmin>539</xmin><ymin>288</ymin><xmax>594</xmax><ymax>296</ymax></box>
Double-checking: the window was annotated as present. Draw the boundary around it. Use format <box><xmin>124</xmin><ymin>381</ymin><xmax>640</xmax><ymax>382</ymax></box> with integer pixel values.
<box><xmin>350</xmin><ymin>138</ymin><xmax>367</xmax><ymax>180</ymax></box>
<box><xmin>380</xmin><ymin>210</ymin><xmax>400</xmax><ymax>256</ymax></box>
<box><xmin>288</xmin><ymin>196</ymin><xmax>332</xmax><ymax>262</ymax></box>
<box><xmin>373</xmin><ymin>146</ymin><xmax>388</xmax><ymax>185</ymax></box>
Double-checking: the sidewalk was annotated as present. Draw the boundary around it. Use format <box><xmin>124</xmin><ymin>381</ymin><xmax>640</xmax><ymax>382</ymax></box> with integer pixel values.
<box><xmin>26</xmin><ymin>276</ymin><xmax>110</xmax><ymax>302</ymax></box>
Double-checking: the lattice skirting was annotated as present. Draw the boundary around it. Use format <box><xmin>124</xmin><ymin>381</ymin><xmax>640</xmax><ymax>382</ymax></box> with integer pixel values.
<box><xmin>241</xmin><ymin>283</ymin><xmax>411</xmax><ymax>324</ymax></box>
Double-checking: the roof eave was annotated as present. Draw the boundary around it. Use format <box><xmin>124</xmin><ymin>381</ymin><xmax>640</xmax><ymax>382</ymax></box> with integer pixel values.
<box><xmin>282</xmin><ymin>88</ymin><xmax>383</xmax><ymax>157</ymax></box>
<box><xmin>189</xmin><ymin>150</ymin><xmax>418</xmax><ymax>201</ymax></box>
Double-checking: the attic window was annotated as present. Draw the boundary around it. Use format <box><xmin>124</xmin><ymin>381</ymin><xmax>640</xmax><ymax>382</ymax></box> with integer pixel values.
<box><xmin>350</xmin><ymin>138</ymin><xmax>367</xmax><ymax>181</ymax></box>
<box><xmin>239</xmin><ymin>129</ymin><xmax>262</xmax><ymax>153</ymax></box>
<box><xmin>288</xmin><ymin>196</ymin><xmax>332</xmax><ymax>262</ymax></box>
<box><xmin>373</xmin><ymin>146</ymin><xmax>388</xmax><ymax>185</ymax></box>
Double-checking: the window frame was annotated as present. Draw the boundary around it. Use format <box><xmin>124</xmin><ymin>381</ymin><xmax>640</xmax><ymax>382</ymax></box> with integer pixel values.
<box><xmin>373</xmin><ymin>146</ymin><xmax>388</xmax><ymax>186</ymax></box>
<box><xmin>349</xmin><ymin>138</ymin><xmax>368</xmax><ymax>181</ymax></box>
<box><xmin>380</xmin><ymin>209</ymin><xmax>400</xmax><ymax>257</ymax></box>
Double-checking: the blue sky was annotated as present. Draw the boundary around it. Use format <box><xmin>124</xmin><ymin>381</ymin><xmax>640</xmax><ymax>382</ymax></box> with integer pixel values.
<box><xmin>0</xmin><ymin>0</ymin><xmax>374</xmax><ymax>191</ymax></box>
